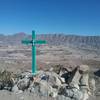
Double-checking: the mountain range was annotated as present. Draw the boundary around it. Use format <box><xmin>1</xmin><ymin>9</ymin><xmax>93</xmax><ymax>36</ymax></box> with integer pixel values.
<box><xmin>0</xmin><ymin>33</ymin><xmax>100</xmax><ymax>49</ymax></box>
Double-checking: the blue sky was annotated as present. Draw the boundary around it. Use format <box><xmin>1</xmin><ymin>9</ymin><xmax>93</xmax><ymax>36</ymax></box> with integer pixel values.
<box><xmin>0</xmin><ymin>0</ymin><xmax>100</xmax><ymax>35</ymax></box>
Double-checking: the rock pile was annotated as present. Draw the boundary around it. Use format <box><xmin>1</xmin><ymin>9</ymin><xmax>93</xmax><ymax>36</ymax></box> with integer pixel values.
<box><xmin>0</xmin><ymin>65</ymin><xmax>96</xmax><ymax>100</ymax></box>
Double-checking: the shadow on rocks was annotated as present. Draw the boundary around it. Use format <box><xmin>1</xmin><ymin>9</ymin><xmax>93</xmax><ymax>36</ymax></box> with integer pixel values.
<box><xmin>94</xmin><ymin>69</ymin><xmax>100</xmax><ymax>77</ymax></box>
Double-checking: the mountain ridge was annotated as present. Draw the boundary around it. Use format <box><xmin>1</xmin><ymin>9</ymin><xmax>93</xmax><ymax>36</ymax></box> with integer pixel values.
<box><xmin>0</xmin><ymin>33</ymin><xmax>100</xmax><ymax>49</ymax></box>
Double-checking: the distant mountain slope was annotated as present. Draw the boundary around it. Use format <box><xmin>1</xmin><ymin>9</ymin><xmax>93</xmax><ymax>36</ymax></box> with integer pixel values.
<box><xmin>0</xmin><ymin>33</ymin><xmax>100</xmax><ymax>49</ymax></box>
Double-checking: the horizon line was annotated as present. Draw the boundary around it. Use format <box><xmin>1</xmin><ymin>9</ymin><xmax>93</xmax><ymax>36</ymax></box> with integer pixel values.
<box><xmin>0</xmin><ymin>32</ymin><xmax>100</xmax><ymax>37</ymax></box>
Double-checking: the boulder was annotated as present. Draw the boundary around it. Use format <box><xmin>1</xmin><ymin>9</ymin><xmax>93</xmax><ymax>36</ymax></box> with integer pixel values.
<box><xmin>58</xmin><ymin>86</ymin><xmax>83</xmax><ymax>100</ymax></box>
<box><xmin>65</xmin><ymin>88</ymin><xmax>83</xmax><ymax>100</ymax></box>
<box><xmin>31</xmin><ymin>80</ymin><xmax>58</xmax><ymax>97</ymax></box>
<box><xmin>17</xmin><ymin>78</ymin><xmax>30</xmax><ymax>91</ymax></box>
<box><xmin>34</xmin><ymin>71</ymin><xmax>62</xmax><ymax>87</ymax></box>
<box><xmin>12</xmin><ymin>84</ymin><xmax>23</xmax><ymax>94</ymax></box>
<box><xmin>12</xmin><ymin>85</ymin><xmax>19</xmax><ymax>93</ymax></box>
<box><xmin>46</xmin><ymin>72</ymin><xmax>62</xmax><ymax>87</ymax></box>
<box><xmin>72</xmin><ymin>88</ymin><xmax>84</xmax><ymax>100</ymax></box>
<box><xmin>39</xmin><ymin>80</ymin><xmax>51</xmax><ymax>96</ymax></box>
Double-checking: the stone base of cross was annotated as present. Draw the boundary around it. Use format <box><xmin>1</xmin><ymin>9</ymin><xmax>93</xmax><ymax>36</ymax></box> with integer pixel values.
<box><xmin>22</xmin><ymin>30</ymin><xmax>46</xmax><ymax>75</ymax></box>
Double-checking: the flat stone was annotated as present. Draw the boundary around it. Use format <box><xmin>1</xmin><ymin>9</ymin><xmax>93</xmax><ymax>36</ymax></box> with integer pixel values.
<box><xmin>80</xmin><ymin>73</ymin><xmax>89</xmax><ymax>89</ymax></box>
<box><xmin>69</xmin><ymin>67</ymin><xmax>81</xmax><ymax>89</ymax></box>
<box><xmin>79</xmin><ymin>65</ymin><xmax>89</xmax><ymax>73</ymax></box>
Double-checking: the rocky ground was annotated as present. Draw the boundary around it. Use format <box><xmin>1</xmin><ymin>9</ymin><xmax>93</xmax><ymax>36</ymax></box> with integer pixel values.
<box><xmin>0</xmin><ymin>45</ymin><xmax>100</xmax><ymax>100</ymax></box>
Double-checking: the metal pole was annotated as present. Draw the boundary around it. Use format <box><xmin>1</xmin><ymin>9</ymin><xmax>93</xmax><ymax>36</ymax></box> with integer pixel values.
<box><xmin>32</xmin><ymin>30</ymin><xmax>36</xmax><ymax>74</ymax></box>
<box><xmin>32</xmin><ymin>45</ymin><xmax>36</xmax><ymax>74</ymax></box>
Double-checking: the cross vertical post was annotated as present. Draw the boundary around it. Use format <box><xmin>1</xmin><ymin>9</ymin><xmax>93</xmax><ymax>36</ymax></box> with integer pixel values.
<box><xmin>22</xmin><ymin>30</ymin><xmax>46</xmax><ymax>75</ymax></box>
<box><xmin>32</xmin><ymin>30</ymin><xmax>36</xmax><ymax>74</ymax></box>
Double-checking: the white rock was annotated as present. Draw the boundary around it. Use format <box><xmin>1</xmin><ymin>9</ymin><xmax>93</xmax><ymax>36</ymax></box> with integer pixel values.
<box><xmin>59</xmin><ymin>77</ymin><xmax>65</xmax><ymax>83</ymax></box>
<box><xmin>12</xmin><ymin>85</ymin><xmax>23</xmax><ymax>94</ymax></box>
<box><xmin>89</xmin><ymin>78</ymin><xmax>96</xmax><ymax>95</ymax></box>
<box><xmin>12</xmin><ymin>85</ymin><xmax>19</xmax><ymax>93</ymax></box>
<box><xmin>82</xmin><ymin>90</ymin><xmax>89</xmax><ymax>100</ymax></box>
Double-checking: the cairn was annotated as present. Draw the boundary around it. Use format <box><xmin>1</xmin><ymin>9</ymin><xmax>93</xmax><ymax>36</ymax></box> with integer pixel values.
<box><xmin>0</xmin><ymin>65</ymin><xmax>96</xmax><ymax>100</ymax></box>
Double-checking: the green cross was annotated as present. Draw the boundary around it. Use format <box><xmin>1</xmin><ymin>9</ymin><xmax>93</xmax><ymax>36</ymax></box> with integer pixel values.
<box><xmin>22</xmin><ymin>30</ymin><xmax>46</xmax><ymax>75</ymax></box>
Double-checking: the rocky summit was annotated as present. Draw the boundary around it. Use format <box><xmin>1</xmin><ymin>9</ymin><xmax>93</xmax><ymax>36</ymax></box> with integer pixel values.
<box><xmin>0</xmin><ymin>65</ymin><xmax>96</xmax><ymax>100</ymax></box>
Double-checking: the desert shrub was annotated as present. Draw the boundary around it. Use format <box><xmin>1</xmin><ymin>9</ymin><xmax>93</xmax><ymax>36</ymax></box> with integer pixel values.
<box><xmin>0</xmin><ymin>70</ymin><xmax>15</xmax><ymax>90</ymax></box>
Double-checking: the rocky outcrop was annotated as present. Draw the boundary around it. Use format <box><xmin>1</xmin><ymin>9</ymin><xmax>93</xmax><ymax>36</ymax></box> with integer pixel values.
<box><xmin>0</xmin><ymin>65</ymin><xmax>96</xmax><ymax>100</ymax></box>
